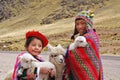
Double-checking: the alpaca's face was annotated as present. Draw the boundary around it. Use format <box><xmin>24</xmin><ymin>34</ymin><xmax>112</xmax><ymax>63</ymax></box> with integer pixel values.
<box><xmin>49</xmin><ymin>54</ymin><xmax>64</xmax><ymax>65</ymax></box>
<box><xmin>47</xmin><ymin>44</ymin><xmax>66</xmax><ymax>66</ymax></box>
<box><xmin>56</xmin><ymin>55</ymin><xmax>64</xmax><ymax>63</ymax></box>
<box><xmin>75</xmin><ymin>36</ymin><xmax>88</xmax><ymax>47</ymax></box>
<box><xmin>19</xmin><ymin>53</ymin><xmax>36</xmax><ymax>68</ymax></box>
<box><xmin>20</xmin><ymin>57</ymin><xmax>32</xmax><ymax>68</ymax></box>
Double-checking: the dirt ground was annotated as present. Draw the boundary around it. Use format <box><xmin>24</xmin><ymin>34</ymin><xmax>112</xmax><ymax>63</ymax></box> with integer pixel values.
<box><xmin>96</xmin><ymin>27</ymin><xmax>120</xmax><ymax>55</ymax></box>
<box><xmin>0</xmin><ymin>52</ymin><xmax>120</xmax><ymax>80</ymax></box>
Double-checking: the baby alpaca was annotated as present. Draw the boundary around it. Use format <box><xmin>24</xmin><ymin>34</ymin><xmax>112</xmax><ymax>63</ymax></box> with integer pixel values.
<box><xmin>69</xmin><ymin>36</ymin><xmax>88</xmax><ymax>50</ymax></box>
<box><xmin>19</xmin><ymin>53</ymin><xmax>56</xmax><ymax>80</ymax></box>
<box><xmin>47</xmin><ymin>44</ymin><xmax>66</xmax><ymax>80</ymax></box>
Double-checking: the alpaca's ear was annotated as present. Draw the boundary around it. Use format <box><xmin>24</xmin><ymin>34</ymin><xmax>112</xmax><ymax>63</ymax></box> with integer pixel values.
<box><xmin>57</xmin><ymin>44</ymin><xmax>66</xmax><ymax>55</ymax></box>
<box><xmin>57</xmin><ymin>44</ymin><xmax>62</xmax><ymax>48</ymax></box>
<box><xmin>47</xmin><ymin>44</ymin><xmax>53</xmax><ymax>51</ymax></box>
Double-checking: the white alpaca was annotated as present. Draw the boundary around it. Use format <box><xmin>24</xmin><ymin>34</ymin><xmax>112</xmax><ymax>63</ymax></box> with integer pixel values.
<box><xmin>47</xmin><ymin>44</ymin><xmax>66</xmax><ymax>80</ymax></box>
<box><xmin>69</xmin><ymin>36</ymin><xmax>88</xmax><ymax>50</ymax></box>
<box><xmin>18</xmin><ymin>53</ymin><xmax>56</xmax><ymax>80</ymax></box>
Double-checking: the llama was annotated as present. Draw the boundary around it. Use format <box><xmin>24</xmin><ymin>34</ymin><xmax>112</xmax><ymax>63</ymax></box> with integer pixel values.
<box><xmin>69</xmin><ymin>36</ymin><xmax>88</xmax><ymax>50</ymax></box>
<box><xmin>47</xmin><ymin>44</ymin><xmax>66</xmax><ymax>80</ymax></box>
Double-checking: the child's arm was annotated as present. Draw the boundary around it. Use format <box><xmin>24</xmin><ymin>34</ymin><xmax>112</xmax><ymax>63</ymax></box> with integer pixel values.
<box><xmin>18</xmin><ymin>67</ymin><xmax>54</xmax><ymax>79</ymax></box>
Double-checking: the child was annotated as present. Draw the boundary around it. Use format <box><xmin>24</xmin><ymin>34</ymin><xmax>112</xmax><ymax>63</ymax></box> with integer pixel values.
<box><xmin>12</xmin><ymin>30</ymin><xmax>55</xmax><ymax>80</ymax></box>
<box><xmin>63</xmin><ymin>10</ymin><xmax>104</xmax><ymax>80</ymax></box>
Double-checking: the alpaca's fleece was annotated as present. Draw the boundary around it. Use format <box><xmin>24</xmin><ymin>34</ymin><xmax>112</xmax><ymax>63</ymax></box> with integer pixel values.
<box><xmin>69</xmin><ymin>36</ymin><xmax>88</xmax><ymax>50</ymax></box>
<box><xmin>19</xmin><ymin>53</ymin><xmax>55</xmax><ymax>69</ymax></box>
<box><xmin>47</xmin><ymin>44</ymin><xmax>66</xmax><ymax>80</ymax></box>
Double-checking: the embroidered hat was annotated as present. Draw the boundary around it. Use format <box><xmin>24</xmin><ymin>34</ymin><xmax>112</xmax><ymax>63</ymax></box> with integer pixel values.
<box><xmin>26</xmin><ymin>30</ymin><xmax>48</xmax><ymax>47</ymax></box>
<box><xmin>75</xmin><ymin>10</ymin><xmax>94</xmax><ymax>28</ymax></box>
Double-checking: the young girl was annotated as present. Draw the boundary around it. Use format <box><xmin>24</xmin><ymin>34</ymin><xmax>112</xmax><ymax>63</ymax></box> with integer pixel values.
<box><xmin>63</xmin><ymin>10</ymin><xmax>104</xmax><ymax>80</ymax></box>
<box><xmin>12</xmin><ymin>30</ymin><xmax>55</xmax><ymax>80</ymax></box>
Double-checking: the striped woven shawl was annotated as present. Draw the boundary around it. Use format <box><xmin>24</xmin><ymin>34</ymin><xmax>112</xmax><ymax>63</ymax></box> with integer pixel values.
<box><xmin>64</xmin><ymin>29</ymin><xmax>104</xmax><ymax>80</ymax></box>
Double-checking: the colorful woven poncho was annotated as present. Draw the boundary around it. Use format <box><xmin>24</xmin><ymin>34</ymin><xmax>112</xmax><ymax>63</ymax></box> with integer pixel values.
<box><xmin>63</xmin><ymin>29</ymin><xmax>104</xmax><ymax>80</ymax></box>
<box><xmin>12</xmin><ymin>52</ymin><xmax>25</xmax><ymax>80</ymax></box>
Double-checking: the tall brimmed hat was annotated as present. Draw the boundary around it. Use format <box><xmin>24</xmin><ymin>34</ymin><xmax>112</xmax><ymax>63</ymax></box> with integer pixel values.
<box><xmin>26</xmin><ymin>30</ymin><xmax>48</xmax><ymax>47</ymax></box>
<box><xmin>75</xmin><ymin>10</ymin><xmax>94</xmax><ymax>29</ymax></box>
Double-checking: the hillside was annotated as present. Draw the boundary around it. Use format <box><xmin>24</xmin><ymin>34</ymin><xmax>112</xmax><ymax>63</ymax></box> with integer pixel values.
<box><xmin>0</xmin><ymin>0</ymin><xmax>106</xmax><ymax>36</ymax></box>
<box><xmin>0</xmin><ymin>0</ymin><xmax>106</xmax><ymax>22</ymax></box>
<box><xmin>94</xmin><ymin>0</ymin><xmax>120</xmax><ymax>55</ymax></box>
<box><xmin>0</xmin><ymin>0</ymin><xmax>120</xmax><ymax>55</ymax></box>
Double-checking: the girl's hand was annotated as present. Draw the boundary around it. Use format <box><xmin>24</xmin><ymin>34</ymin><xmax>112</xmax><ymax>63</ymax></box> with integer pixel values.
<box><xmin>27</xmin><ymin>67</ymin><xmax>37</xmax><ymax>80</ymax></box>
<box><xmin>49</xmin><ymin>68</ymin><xmax>55</xmax><ymax>77</ymax></box>
<box><xmin>40</xmin><ymin>67</ymin><xmax>55</xmax><ymax>77</ymax></box>
<box><xmin>27</xmin><ymin>73</ymin><xmax>36</xmax><ymax>80</ymax></box>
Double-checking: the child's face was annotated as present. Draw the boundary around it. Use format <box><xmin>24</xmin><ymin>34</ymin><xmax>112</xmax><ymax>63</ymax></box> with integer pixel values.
<box><xmin>75</xmin><ymin>19</ymin><xmax>87</xmax><ymax>35</ymax></box>
<box><xmin>26</xmin><ymin>38</ymin><xmax>43</xmax><ymax>56</ymax></box>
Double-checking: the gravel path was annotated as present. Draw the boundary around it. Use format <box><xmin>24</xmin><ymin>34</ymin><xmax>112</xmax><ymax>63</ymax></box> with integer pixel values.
<box><xmin>101</xmin><ymin>55</ymin><xmax>120</xmax><ymax>80</ymax></box>
<box><xmin>0</xmin><ymin>52</ymin><xmax>120</xmax><ymax>80</ymax></box>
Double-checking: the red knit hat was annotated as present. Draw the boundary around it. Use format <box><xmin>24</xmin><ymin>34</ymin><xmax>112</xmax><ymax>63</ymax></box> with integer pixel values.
<box><xmin>26</xmin><ymin>30</ymin><xmax>48</xmax><ymax>47</ymax></box>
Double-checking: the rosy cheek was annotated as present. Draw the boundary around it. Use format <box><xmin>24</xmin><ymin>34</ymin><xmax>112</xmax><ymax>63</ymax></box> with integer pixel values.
<box><xmin>81</xmin><ymin>27</ymin><xmax>85</xmax><ymax>29</ymax></box>
<box><xmin>81</xmin><ymin>25</ymin><xmax>86</xmax><ymax>29</ymax></box>
<box><xmin>76</xmin><ymin>25</ymin><xmax>82</xmax><ymax>29</ymax></box>
<box><xmin>39</xmin><ymin>51</ymin><xmax>41</xmax><ymax>54</ymax></box>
